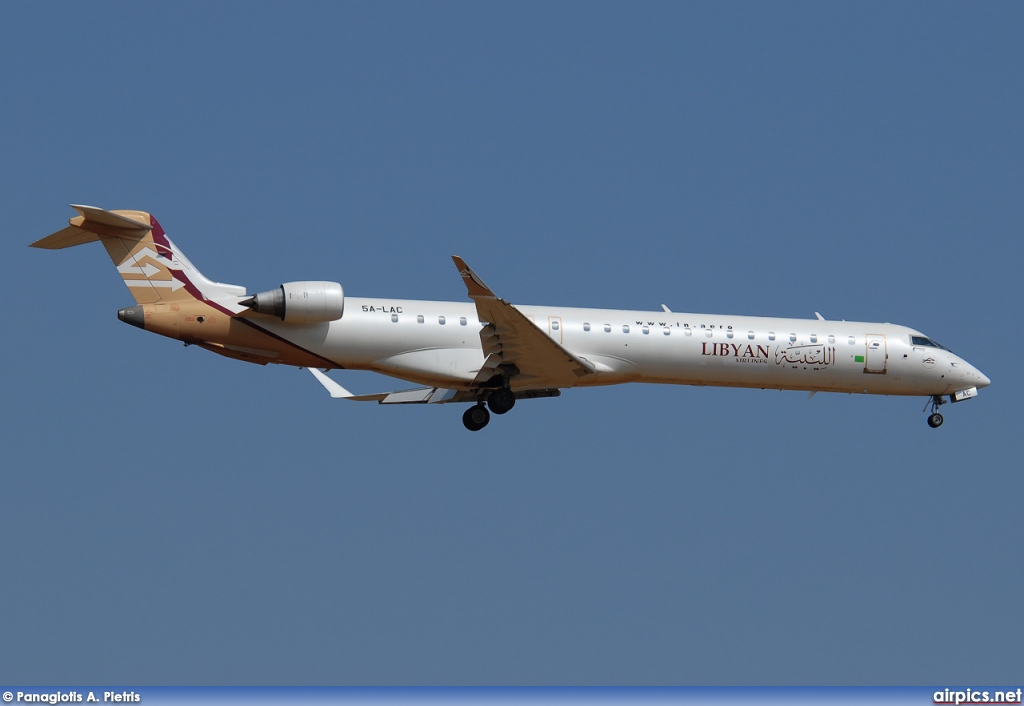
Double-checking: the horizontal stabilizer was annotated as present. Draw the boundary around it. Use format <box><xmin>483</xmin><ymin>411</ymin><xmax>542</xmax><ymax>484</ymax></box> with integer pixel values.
<box><xmin>31</xmin><ymin>204</ymin><xmax>152</xmax><ymax>250</ymax></box>
<box><xmin>71</xmin><ymin>204</ymin><xmax>152</xmax><ymax>234</ymax></box>
<box><xmin>30</xmin><ymin>225</ymin><xmax>99</xmax><ymax>250</ymax></box>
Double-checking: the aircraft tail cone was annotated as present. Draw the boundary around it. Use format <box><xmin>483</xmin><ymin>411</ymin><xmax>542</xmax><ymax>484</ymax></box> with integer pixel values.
<box><xmin>118</xmin><ymin>306</ymin><xmax>145</xmax><ymax>329</ymax></box>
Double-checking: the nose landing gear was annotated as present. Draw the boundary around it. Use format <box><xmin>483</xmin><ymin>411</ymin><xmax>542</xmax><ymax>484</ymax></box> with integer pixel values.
<box><xmin>924</xmin><ymin>395</ymin><xmax>946</xmax><ymax>428</ymax></box>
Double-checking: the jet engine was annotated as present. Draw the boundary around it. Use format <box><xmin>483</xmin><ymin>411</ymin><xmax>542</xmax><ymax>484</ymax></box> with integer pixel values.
<box><xmin>241</xmin><ymin>281</ymin><xmax>344</xmax><ymax>323</ymax></box>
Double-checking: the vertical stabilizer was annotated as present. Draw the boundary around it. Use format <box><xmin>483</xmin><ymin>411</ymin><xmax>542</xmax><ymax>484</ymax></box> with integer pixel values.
<box><xmin>31</xmin><ymin>205</ymin><xmax>245</xmax><ymax>305</ymax></box>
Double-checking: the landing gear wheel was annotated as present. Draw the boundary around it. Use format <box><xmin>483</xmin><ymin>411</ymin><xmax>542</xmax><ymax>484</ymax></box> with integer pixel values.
<box><xmin>924</xmin><ymin>394</ymin><xmax>947</xmax><ymax>429</ymax></box>
<box><xmin>463</xmin><ymin>404</ymin><xmax>490</xmax><ymax>431</ymax></box>
<box><xmin>487</xmin><ymin>388</ymin><xmax>516</xmax><ymax>415</ymax></box>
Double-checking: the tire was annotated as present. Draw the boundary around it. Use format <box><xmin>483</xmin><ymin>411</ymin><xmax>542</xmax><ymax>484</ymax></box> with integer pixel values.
<box><xmin>463</xmin><ymin>404</ymin><xmax>490</xmax><ymax>431</ymax></box>
<box><xmin>488</xmin><ymin>388</ymin><xmax>516</xmax><ymax>415</ymax></box>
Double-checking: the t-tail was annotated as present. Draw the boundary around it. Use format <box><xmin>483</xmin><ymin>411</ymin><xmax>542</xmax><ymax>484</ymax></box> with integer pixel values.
<box><xmin>30</xmin><ymin>205</ymin><xmax>245</xmax><ymax>306</ymax></box>
<box><xmin>30</xmin><ymin>205</ymin><xmax>343</xmax><ymax>369</ymax></box>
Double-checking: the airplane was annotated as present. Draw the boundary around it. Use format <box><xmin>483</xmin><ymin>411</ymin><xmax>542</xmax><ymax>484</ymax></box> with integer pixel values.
<box><xmin>31</xmin><ymin>205</ymin><xmax>990</xmax><ymax>431</ymax></box>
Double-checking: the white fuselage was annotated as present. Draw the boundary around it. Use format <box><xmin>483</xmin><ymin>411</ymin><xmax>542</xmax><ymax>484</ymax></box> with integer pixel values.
<box><xmin>32</xmin><ymin>206</ymin><xmax>991</xmax><ymax>431</ymax></box>
<box><xmin>253</xmin><ymin>297</ymin><xmax>989</xmax><ymax>397</ymax></box>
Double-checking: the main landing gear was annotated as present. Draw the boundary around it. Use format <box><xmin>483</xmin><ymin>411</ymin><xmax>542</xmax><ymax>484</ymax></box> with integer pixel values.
<box><xmin>487</xmin><ymin>387</ymin><xmax>516</xmax><ymax>415</ymax></box>
<box><xmin>925</xmin><ymin>395</ymin><xmax>947</xmax><ymax>428</ymax></box>
<box><xmin>461</xmin><ymin>388</ymin><xmax>517</xmax><ymax>431</ymax></box>
<box><xmin>462</xmin><ymin>404</ymin><xmax>490</xmax><ymax>432</ymax></box>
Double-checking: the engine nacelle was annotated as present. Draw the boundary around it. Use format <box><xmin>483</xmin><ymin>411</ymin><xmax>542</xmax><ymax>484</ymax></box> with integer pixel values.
<box><xmin>241</xmin><ymin>281</ymin><xmax>344</xmax><ymax>323</ymax></box>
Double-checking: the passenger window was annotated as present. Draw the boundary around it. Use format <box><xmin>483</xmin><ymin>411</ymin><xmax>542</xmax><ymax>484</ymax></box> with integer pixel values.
<box><xmin>810</xmin><ymin>334</ymin><xmax>817</xmax><ymax>343</ymax></box>
<box><xmin>828</xmin><ymin>335</ymin><xmax>835</xmax><ymax>344</ymax></box>
<box><xmin>460</xmin><ymin>317</ymin><xmax>467</xmax><ymax>326</ymax></box>
<box><xmin>604</xmin><ymin>324</ymin><xmax>611</xmax><ymax>332</ymax></box>
<box><xmin>726</xmin><ymin>330</ymin><xmax>734</xmax><ymax>339</ymax></box>
<box><xmin>748</xmin><ymin>331</ymin><xmax>755</xmax><ymax>340</ymax></box>
<box><xmin>663</xmin><ymin>328</ymin><xmax>671</xmax><ymax>335</ymax></box>
<box><xmin>642</xmin><ymin>326</ymin><xmax>649</xmax><ymax>334</ymax></box>
<box><xmin>551</xmin><ymin>320</ymin><xmax>559</xmax><ymax>331</ymax></box>
<box><xmin>623</xmin><ymin>325</ymin><xmax>630</xmax><ymax>333</ymax></box>
<box><xmin>789</xmin><ymin>333</ymin><xmax>797</xmax><ymax>343</ymax></box>
<box><xmin>848</xmin><ymin>336</ymin><xmax>855</xmax><ymax>345</ymax></box>
<box><xmin>439</xmin><ymin>316</ymin><xmax>446</xmax><ymax>325</ymax></box>
<box><xmin>768</xmin><ymin>332</ymin><xmax>776</xmax><ymax>341</ymax></box>
<box><xmin>705</xmin><ymin>330</ymin><xmax>713</xmax><ymax>338</ymax></box>
<box><xmin>684</xmin><ymin>328</ymin><xmax>692</xmax><ymax>337</ymax></box>
<box><xmin>391</xmin><ymin>314</ymin><xmax>398</xmax><ymax>323</ymax></box>
<box><xmin>417</xmin><ymin>315</ymin><xmax>424</xmax><ymax>324</ymax></box>
<box><xmin>583</xmin><ymin>323</ymin><xmax>591</xmax><ymax>332</ymax></box>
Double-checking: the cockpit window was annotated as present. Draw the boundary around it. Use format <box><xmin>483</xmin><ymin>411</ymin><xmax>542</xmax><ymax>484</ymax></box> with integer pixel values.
<box><xmin>911</xmin><ymin>335</ymin><xmax>950</xmax><ymax>351</ymax></box>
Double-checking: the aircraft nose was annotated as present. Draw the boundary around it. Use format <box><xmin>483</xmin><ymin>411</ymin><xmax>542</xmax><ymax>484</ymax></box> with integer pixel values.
<box><xmin>962</xmin><ymin>359</ymin><xmax>990</xmax><ymax>389</ymax></box>
<box><xmin>953</xmin><ymin>357</ymin><xmax>990</xmax><ymax>390</ymax></box>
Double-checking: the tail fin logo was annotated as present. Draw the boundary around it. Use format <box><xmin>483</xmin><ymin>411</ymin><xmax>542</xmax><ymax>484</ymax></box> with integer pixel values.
<box><xmin>116</xmin><ymin>245</ymin><xmax>186</xmax><ymax>292</ymax></box>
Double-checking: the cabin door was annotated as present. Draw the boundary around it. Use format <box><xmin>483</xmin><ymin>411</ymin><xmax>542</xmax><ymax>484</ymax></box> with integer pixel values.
<box><xmin>864</xmin><ymin>334</ymin><xmax>887</xmax><ymax>373</ymax></box>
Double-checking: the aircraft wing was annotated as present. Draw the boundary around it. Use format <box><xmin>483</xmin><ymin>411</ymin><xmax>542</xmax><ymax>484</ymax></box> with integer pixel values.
<box><xmin>308</xmin><ymin>368</ymin><xmax>464</xmax><ymax>403</ymax></box>
<box><xmin>452</xmin><ymin>256</ymin><xmax>595</xmax><ymax>389</ymax></box>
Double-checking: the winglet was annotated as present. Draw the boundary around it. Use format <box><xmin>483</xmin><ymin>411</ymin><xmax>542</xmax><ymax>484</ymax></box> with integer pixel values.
<box><xmin>451</xmin><ymin>256</ymin><xmax>496</xmax><ymax>299</ymax></box>
<box><xmin>307</xmin><ymin>369</ymin><xmax>457</xmax><ymax>404</ymax></box>
<box><xmin>308</xmin><ymin>368</ymin><xmax>357</xmax><ymax>399</ymax></box>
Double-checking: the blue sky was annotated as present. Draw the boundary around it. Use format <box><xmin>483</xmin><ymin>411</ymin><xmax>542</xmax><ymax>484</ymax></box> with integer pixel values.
<box><xmin>2</xmin><ymin>1</ymin><xmax>1021</xmax><ymax>685</ymax></box>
